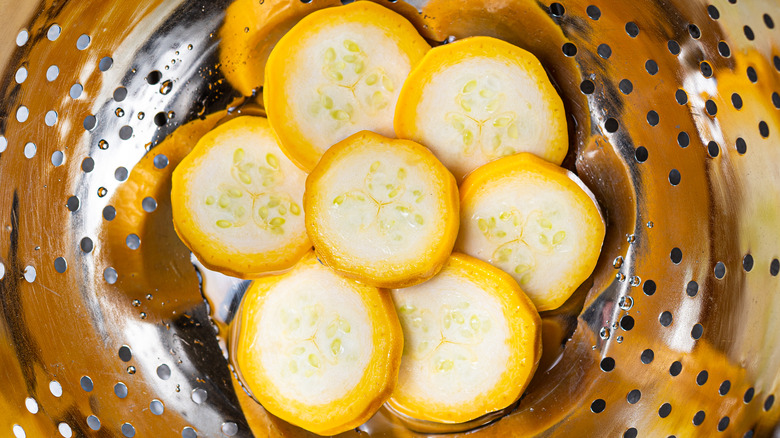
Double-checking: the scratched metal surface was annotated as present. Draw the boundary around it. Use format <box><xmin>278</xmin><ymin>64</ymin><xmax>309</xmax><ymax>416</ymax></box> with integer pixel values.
<box><xmin>0</xmin><ymin>0</ymin><xmax>779</xmax><ymax>437</ymax></box>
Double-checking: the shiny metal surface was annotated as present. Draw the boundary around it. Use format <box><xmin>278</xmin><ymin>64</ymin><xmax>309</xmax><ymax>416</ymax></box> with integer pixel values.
<box><xmin>1</xmin><ymin>0</ymin><xmax>779</xmax><ymax>437</ymax></box>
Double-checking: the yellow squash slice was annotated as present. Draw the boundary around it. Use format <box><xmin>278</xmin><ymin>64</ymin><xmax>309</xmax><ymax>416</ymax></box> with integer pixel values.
<box><xmin>394</xmin><ymin>36</ymin><xmax>567</xmax><ymax>181</ymax></box>
<box><xmin>171</xmin><ymin>116</ymin><xmax>310</xmax><ymax>278</ymax></box>
<box><xmin>457</xmin><ymin>153</ymin><xmax>605</xmax><ymax>311</ymax></box>
<box><xmin>305</xmin><ymin>130</ymin><xmax>459</xmax><ymax>288</ymax></box>
<box><xmin>234</xmin><ymin>252</ymin><xmax>403</xmax><ymax>436</ymax></box>
<box><xmin>388</xmin><ymin>253</ymin><xmax>541</xmax><ymax>424</ymax></box>
<box><xmin>264</xmin><ymin>1</ymin><xmax>431</xmax><ymax>171</ymax></box>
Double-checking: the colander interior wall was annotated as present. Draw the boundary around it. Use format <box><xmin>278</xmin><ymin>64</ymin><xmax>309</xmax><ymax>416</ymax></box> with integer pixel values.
<box><xmin>1</xmin><ymin>0</ymin><xmax>780</xmax><ymax>437</ymax></box>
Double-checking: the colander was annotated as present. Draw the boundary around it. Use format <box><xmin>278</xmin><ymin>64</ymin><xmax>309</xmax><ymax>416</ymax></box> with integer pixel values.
<box><xmin>1</xmin><ymin>0</ymin><xmax>780</xmax><ymax>436</ymax></box>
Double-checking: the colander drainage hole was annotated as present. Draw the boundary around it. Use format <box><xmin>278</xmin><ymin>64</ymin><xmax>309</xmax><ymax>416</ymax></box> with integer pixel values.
<box><xmin>69</xmin><ymin>83</ymin><xmax>83</xmax><ymax>99</ymax></box>
<box><xmin>46</xmin><ymin>65</ymin><xmax>59</xmax><ymax>81</ymax></box>
<box><xmin>16</xmin><ymin>29</ymin><xmax>29</xmax><ymax>46</ymax></box>
<box><xmin>714</xmin><ymin>261</ymin><xmax>726</xmax><ymax>279</ymax></box>
<box><xmin>76</xmin><ymin>34</ymin><xmax>90</xmax><ymax>50</ymax></box>
<box><xmin>745</xmin><ymin>387</ymin><xmax>755</xmax><ymax>403</ymax></box>
<box><xmin>12</xmin><ymin>424</ymin><xmax>25</xmax><ymax>438</ymax></box>
<box><xmin>51</xmin><ymin>151</ymin><xmax>64</xmax><ymax>167</ymax></box>
<box><xmin>659</xmin><ymin>311</ymin><xmax>672</xmax><ymax>327</ymax></box>
<box><xmin>103</xmin><ymin>206</ymin><xmax>117</xmax><ymax>221</ymax></box>
<box><xmin>599</xmin><ymin>357</ymin><xmax>615</xmax><ymax>372</ymax></box>
<box><xmin>586</xmin><ymin>5</ymin><xmax>600</xmax><ymax>20</ymax></box>
<box><xmin>626</xmin><ymin>389</ymin><xmax>641</xmax><ymax>404</ymax></box>
<box><xmin>47</xmin><ymin>24</ymin><xmax>61</xmax><ymax>41</ymax></box>
<box><xmin>121</xmin><ymin>423</ymin><xmax>135</xmax><ymax>437</ymax></box>
<box><xmin>104</xmin><ymin>267</ymin><xmax>118</xmax><ymax>284</ymax></box>
<box><xmin>114</xmin><ymin>382</ymin><xmax>128</xmax><ymax>398</ymax></box>
<box><xmin>619</xmin><ymin>79</ymin><xmax>633</xmax><ymax>95</ymax></box>
<box><xmin>658</xmin><ymin>402</ymin><xmax>672</xmax><ymax>418</ymax></box>
<box><xmin>86</xmin><ymin>415</ymin><xmax>100</xmax><ymax>431</ymax></box>
<box><xmin>693</xmin><ymin>410</ymin><xmax>705</xmax><ymax>426</ymax></box>
<box><xmin>118</xmin><ymin>345</ymin><xmax>133</xmax><ymax>362</ymax></box>
<box><xmin>23</xmin><ymin>266</ymin><xmax>36</xmax><ymax>283</ymax></box>
<box><xmin>623</xmin><ymin>427</ymin><xmax>637</xmax><ymax>438</ymax></box>
<box><xmin>154</xmin><ymin>154</ymin><xmax>169</xmax><ymax>169</ymax></box>
<box><xmin>80</xmin><ymin>237</ymin><xmax>93</xmax><ymax>253</ymax></box>
<box><xmin>691</xmin><ymin>323</ymin><xmax>704</xmax><ymax>340</ymax></box>
<box><xmin>191</xmin><ymin>388</ymin><xmax>208</xmax><ymax>404</ymax></box>
<box><xmin>0</xmin><ymin>262</ymin><xmax>4</xmax><ymax>280</ymax></box>
<box><xmin>719</xmin><ymin>380</ymin><xmax>731</xmax><ymax>396</ymax></box>
<box><xmin>640</xmin><ymin>349</ymin><xmax>654</xmax><ymax>364</ymax></box>
<box><xmin>634</xmin><ymin>146</ymin><xmax>648</xmax><ymax>162</ymax></box>
<box><xmin>668</xmin><ymin>39</ymin><xmax>681</xmax><ymax>55</ymax></box>
<box><xmin>81</xmin><ymin>157</ymin><xmax>94</xmax><ymax>173</ymax></box>
<box><xmin>24</xmin><ymin>142</ymin><xmax>36</xmax><ymax>159</ymax></box>
<box><xmin>708</xmin><ymin>5</ymin><xmax>720</xmax><ymax>20</ymax></box>
<box><xmin>182</xmin><ymin>426</ymin><xmax>198</xmax><ymax>438</ymax></box>
<box><xmin>58</xmin><ymin>423</ymin><xmax>72</xmax><ymax>438</ymax></box>
<box><xmin>765</xmin><ymin>394</ymin><xmax>776</xmax><ymax>411</ymax></box>
<box><xmin>157</xmin><ymin>364</ymin><xmax>172</xmax><ymax>380</ymax></box>
<box><xmin>549</xmin><ymin>2</ymin><xmax>564</xmax><ymax>17</ymax></box>
<box><xmin>150</xmin><ymin>399</ymin><xmax>164</xmax><ymax>415</ymax></box>
<box><xmin>625</xmin><ymin>22</ymin><xmax>639</xmax><ymax>37</ymax></box>
<box><xmin>718</xmin><ymin>41</ymin><xmax>731</xmax><ymax>58</ymax></box>
<box><xmin>24</xmin><ymin>397</ymin><xmax>38</xmax><ymax>414</ymax></box>
<box><xmin>747</xmin><ymin>66</ymin><xmax>758</xmax><ymax>83</ymax></box>
<box><xmin>143</xmin><ymin>197</ymin><xmax>158</xmax><ymax>212</ymax></box>
<box><xmin>80</xmin><ymin>376</ymin><xmax>93</xmax><ymax>392</ymax></box>
<box><xmin>696</xmin><ymin>370</ymin><xmax>708</xmax><ymax>386</ymax></box>
<box><xmin>669</xmin><ymin>361</ymin><xmax>682</xmax><ymax>377</ymax></box>
<box><xmin>222</xmin><ymin>422</ymin><xmax>239</xmax><ymax>436</ymax></box>
<box><xmin>49</xmin><ymin>380</ymin><xmax>63</xmax><ymax>397</ymax></box>
<box><xmin>770</xmin><ymin>258</ymin><xmax>779</xmax><ymax>276</ymax></box>
<box><xmin>717</xmin><ymin>416</ymin><xmax>730</xmax><ymax>432</ymax></box>
<box><xmin>590</xmin><ymin>398</ymin><xmax>606</xmax><ymax>413</ymax></box>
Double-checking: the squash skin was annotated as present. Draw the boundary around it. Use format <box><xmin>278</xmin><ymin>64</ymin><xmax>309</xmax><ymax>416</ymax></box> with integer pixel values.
<box><xmin>264</xmin><ymin>1</ymin><xmax>431</xmax><ymax>172</ymax></box>
<box><xmin>234</xmin><ymin>252</ymin><xmax>404</xmax><ymax>436</ymax></box>
<box><xmin>304</xmin><ymin>130</ymin><xmax>460</xmax><ymax>289</ymax></box>
<box><xmin>395</xmin><ymin>36</ymin><xmax>568</xmax><ymax>181</ymax></box>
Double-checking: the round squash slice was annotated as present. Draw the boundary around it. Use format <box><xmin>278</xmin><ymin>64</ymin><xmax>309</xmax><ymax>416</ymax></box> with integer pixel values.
<box><xmin>457</xmin><ymin>153</ymin><xmax>605</xmax><ymax>312</ymax></box>
<box><xmin>171</xmin><ymin>116</ymin><xmax>310</xmax><ymax>278</ymax></box>
<box><xmin>394</xmin><ymin>36</ymin><xmax>567</xmax><ymax>181</ymax></box>
<box><xmin>234</xmin><ymin>252</ymin><xmax>403</xmax><ymax>436</ymax></box>
<box><xmin>264</xmin><ymin>1</ymin><xmax>431</xmax><ymax>171</ymax></box>
<box><xmin>388</xmin><ymin>253</ymin><xmax>541</xmax><ymax>424</ymax></box>
<box><xmin>305</xmin><ymin>130</ymin><xmax>459</xmax><ymax>288</ymax></box>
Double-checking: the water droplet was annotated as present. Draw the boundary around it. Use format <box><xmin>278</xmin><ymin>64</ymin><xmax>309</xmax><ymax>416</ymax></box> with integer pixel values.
<box><xmin>167</xmin><ymin>111</ymin><xmax>175</xmax><ymax>119</ymax></box>
<box><xmin>616</xmin><ymin>273</ymin><xmax>626</xmax><ymax>282</ymax></box>
<box><xmin>132</xmin><ymin>299</ymin><xmax>141</xmax><ymax>307</ymax></box>
<box><xmin>164</xmin><ymin>65</ymin><xmax>169</xmax><ymax>70</ymax></box>
<box><xmin>170</xmin><ymin>59</ymin><xmax>176</xmax><ymax>65</ymax></box>
<box><xmin>647</xmin><ymin>221</ymin><xmax>654</xmax><ymax>228</ymax></box>
<box><xmin>599</xmin><ymin>327</ymin><xmax>611</xmax><ymax>339</ymax></box>
<box><xmin>137</xmin><ymin>112</ymin><xmax>145</xmax><ymax>120</ymax></box>
<box><xmin>140</xmin><ymin>312</ymin><xmax>147</xmax><ymax>319</ymax></box>
<box><xmin>98</xmin><ymin>139</ymin><xmax>109</xmax><ymax>150</ymax></box>
<box><xmin>244</xmin><ymin>27</ymin><xmax>249</xmax><ymax>33</ymax></box>
<box><xmin>616</xmin><ymin>336</ymin><xmax>624</xmax><ymax>343</ymax></box>
<box><xmin>146</xmin><ymin>294</ymin><xmax>153</xmax><ymax>300</ymax></box>
<box><xmin>619</xmin><ymin>296</ymin><xmax>634</xmax><ymax>310</ymax></box>
<box><xmin>115</xmin><ymin>108</ymin><xmax>124</xmax><ymax>117</ymax></box>
<box><xmin>175</xmin><ymin>384</ymin><xmax>181</xmax><ymax>392</ymax></box>
<box><xmin>187</xmin><ymin>44</ymin><xmax>193</xmax><ymax>50</ymax></box>
<box><xmin>160</xmin><ymin>80</ymin><xmax>173</xmax><ymax>95</ymax></box>
<box><xmin>613</xmin><ymin>256</ymin><xmax>624</xmax><ymax>269</ymax></box>
<box><xmin>127</xmin><ymin>366</ymin><xmax>136</xmax><ymax>374</ymax></box>
<box><xmin>175</xmin><ymin>51</ymin><xmax>179</xmax><ymax>55</ymax></box>
<box><xmin>626</xmin><ymin>234</ymin><xmax>636</xmax><ymax>243</ymax></box>
<box><xmin>630</xmin><ymin>276</ymin><xmax>641</xmax><ymax>287</ymax></box>
<box><xmin>97</xmin><ymin>187</ymin><xmax>108</xmax><ymax>197</ymax></box>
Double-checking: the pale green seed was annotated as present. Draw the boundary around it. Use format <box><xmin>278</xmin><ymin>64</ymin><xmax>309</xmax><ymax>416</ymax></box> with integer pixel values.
<box><xmin>321</xmin><ymin>94</ymin><xmax>334</xmax><ymax>109</ymax></box>
<box><xmin>218</xmin><ymin>195</ymin><xmax>230</xmax><ymax>208</ymax></box>
<box><xmin>395</xmin><ymin>205</ymin><xmax>410</xmax><ymax>213</ymax></box>
<box><xmin>437</xmin><ymin>359</ymin><xmax>454</xmax><ymax>371</ymax></box>
<box><xmin>371</xmin><ymin>91</ymin><xmax>387</xmax><ymax>108</ymax></box>
<box><xmin>539</xmin><ymin>217</ymin><xmax>552</xmax><ymax>229</ymax></box>
<box><xmin>293</xmin><ymin>346</ymin><xmax>305</xmax><ymax>355</ymax></box>
<box><xmin>453</xmin><ymin>312</ymin><xmax>464</xmax><ymax>324</ymax></box>
<box><xmin>443</xmin><ymin>314</ymin><xmax>451</xmax><ymax>329</ymax></box>
<box><xmin>539</xmin><ymin>233</ymin><xmax>549</xmax><ymax>245</ymax></box>
<box><xmin>354</xmin><ymin>61</ymin><xmax>365</xmax><ymax>74</ymax></box>
<box><xmin>271</xmin><ymin>227</ymin><xmax>283</xmax><ymax>235</ymax></box>
<box><xmin>327</xmin><ymin>70</ymin><xmax>343</xmax><ymax>81</ymax></box>
<box><xmin>238</xmin><ymin>172</ymin><xmax>251</xmax><ymax>184</ymax></box>
<box><xmin>382</xmin><ymin>75</ymin><xmax>394</xmax><ymax>92</ymax></box>
<box><xmin>331</xmin><ymin>339</ymin><xmax>342</xmax><ymax>355</ymax></box>
<box><xmin>270</xmin><ymin>217</ymin><xmax>285</xmax><ymax>227</ymax></box>
<box><xmin>507</xmin><ymin>122</ymin><xmax>519</xmax><ymax>139</ymax></box>
<box><xmin>236</xmin><ymin>206</ymin><xmax>246</xmax><ymax>218</ymax></box>
<box><xmin>520</xmin><ymin>273</ymin><xmax>531</xmax><ymax>285</ymax></box>
<box><xmin>262</xmin><ymin>177</ymin><xmax>274</xmax><ymax>187</ymax></box>
<box><xmin>344</xmin><ymin>39</ymin><xmax>360</xmax><ymax>52</ymax></box>
<box><xmin>499</xmin><ymin>211</ymin><xmax>511</xmax><ymax>220</ymax></box>
<box><xmin>482</xmin><ymin>319</ymin><xmax>491</xmax><ymax>332</ymax></box>
<box><xmin>290</xmin><ymin>203</ymin><xmax>301</xmax><ymax>216</ymax></box>
<box><xmin>515</xmin><ymin>264</ymin><xmax>530</xmax><ymax>274</ymax></box>
<box><xmin>324</xmin><ymin>47</ymin><xmax>336</xmax><ymax>62</ymax></box>
<box><xmin>233</xmin><ymin>148</ymin><xmax>245</xmax><ymax>164</ymax></box>
<box><xmin>480</xmin><ymin>88</ymin><xmax>495</xmax><ymax>98</ymax></box>
<box><xmin>268</xmin><ymin>197</ymin><xmax>280</xmax><ymax>208</ymax></box>
<box><xmin>478</xmin><ymin>218</ymin><xmax>489</xmax><ymax>232</ymax></box>
<box><xmin>278</xmin><ymin>205</ymin><xmax>287</xmax><ymax>215</ymax></box>
<box><xmin>462</xmin><ymin>130</ymin><xmax>474</xmax><ymax>145</ymax></box>
<box><xmin>288</xmin><ymin>360</ymin><xmax>298</xmax><ymax>374</ymax></box>
<box><xmin>216</xmin><ymin>220</ymin><xmax>232</xmax><ymax>228</ymax></box>
<box><xmin>333</xmin><ymin>195</ymin><xmax>345</xmax><ymax>205</ymax></box>
<box><xmin>205</xmin><ymin>196</ymin><xmax>215</xmax><ymax>205</ymax></box>
<box><xmin>228</xmin><ymin>188</ymin><xmax>242</xmax><ymax>198</ymax></box>
<box><xmin>462</xmin><ymin>79</ymin><xmax>477</xmax><ymax>93</ymax></box>
<box><xmin>331</xmin><ymin>110</ymin><xmax>350</xmax><ymax>121</ymax></box>
<box><xmin>258</xmin><ymin>206</ymin><xmax>269</xmax><ymax>220</ymax></box>
<box><xmin>388</xmin><ymin>187</ymin><xmax>400</xmax><ymax>198</ymax></box>
<box><xmin>470</xmin><ymin>315</ymin><xmax>480</xmax><ymax>331</ymax></box>
<box><xmin>459</xmin><ymin>98</ymin><xmax>472</xmax><ymax>112</ymax></box>
<box><xmin>397</xmin><ymin>168</ymin><xmax>407</xmax><ymax>180</ymax></box>
<box><xmin>370</xmin><ymin>161</ymin><xmax>380</xmax><ymax>172</ymax></box>
<box><xmin>486</xmin><ymin>98</ymin><xmax>500</xmax><ymax>113</ymax></box>
<box><xmin>343</xmin><ymin>54</ymin><xmax>357</xmax><ymax>63</ymax></box>
<box><xmin>266</xmin><ymin>153</ymin><xmax>279</xmax><ymax>169</ymax></box>
<box><xmin>458</xmin><ymin>302</ymin><xmax>470</xmax><ymax>309</ymax></box>
<box><xmin>399</xmin><ymin>304</ymin><xmax>416</xmax><ymax>314</ymax></box>
<box><xmin>308</xmin><ymin>354</ymin><xmax>320</xmax><ymax>368</ymax></box>
<box><xmin>365</xmin><ymin>73</ymin><xmax>378</xmax><ymax>86</ymax></box>
<box><xmin>417</xmin><ymin>341</ymin><xmax>429</xmax><ymax>354</ymax></box>
<box><xmin>493</xmin><ymin>115</ymin><xmax>513</xmax><ymax>127</ymax></box>
<box><xmin>414</xmin><ymin>214</ymin><xmax>424</xmax><ymax>225</ymax></box>
<box><xmin>450</xmin><ymin>118</ymin><xmax>465</xmax><ymax>131</ymax></box>
<box><xmin>492</xmin><ymin>134</ymin><xmax>502</xmax><ymax>150</ymax></box>
<box><xmin>496</xmin><ymin>230</ymin><xmax>506</xmax><ymax>238</ymax></box>
<box><xmin>339</xmin><ymin>318</ymin><xmax>351</xmax><ymax>333</ymax></box>
<box><xmin>460</xmin><ymin>329</ymin><xmax>473</xmax><ymax>338</ymax></box>
<box><xmin>326</xmin><ymin>320</ymin><xmax>338</xmax><ymax>338</ymax></box>
<box><xmin>553</xmin><ymin>230</ymin><xmax>566</xmax><ymax>244</ymax></box>
<box><xmin>413</xmin><ymin>190</ymin><xmax>422</xmax><ymax>196</ymax></box>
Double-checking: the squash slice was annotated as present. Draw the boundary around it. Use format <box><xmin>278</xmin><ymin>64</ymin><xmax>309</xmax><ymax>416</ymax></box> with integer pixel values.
<box><xmin>264</xmin><ymin>1</ymin><xmax>431</xmax><ymax>171</ymax></box>
<box><xmin>171</xmin><ymin>116</ymin><xmax>310</xmax><ymax>278</ymax></box>
<box><xmin>388</xmin><ymin>253</ymin><xmax>541</xmax><ymax>424</ymax></box>
<box><xmin>457</xmin><ymin>153</ymin><xmax>605</xmax><ymax>311</ymax></box>
<box><xmin>394</xmin><ymin>36</ymin><xmax>567</xmax><ymax>181</ymax></box>
<box><xmin>234</xmin><ymin>252</ymin><xmax>403</xmax><ymax>436</ymax></box>
<box><xmin>305</xmin><ymin>130</ymin><xmax>459</xmax><ymax>288</ymax></box>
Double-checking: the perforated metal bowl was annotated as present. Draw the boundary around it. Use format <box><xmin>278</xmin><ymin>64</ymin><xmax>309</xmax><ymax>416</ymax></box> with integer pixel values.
<box><xmin>1</xmin><ymin>0</ymin><xmax>780</xmax><ymax>437</ymax></box>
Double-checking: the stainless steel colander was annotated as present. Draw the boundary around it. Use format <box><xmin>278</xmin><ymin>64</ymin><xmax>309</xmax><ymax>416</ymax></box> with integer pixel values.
<box><xmin>1</xmin><ymin>0</ymin><xmax>779</xmax><ymax>436</ymax></box>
